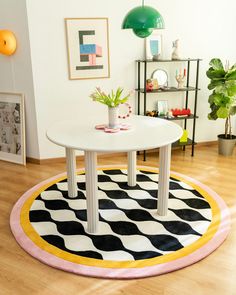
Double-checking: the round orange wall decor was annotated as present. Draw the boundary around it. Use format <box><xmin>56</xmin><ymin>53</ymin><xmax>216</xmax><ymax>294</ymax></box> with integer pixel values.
<box><xmin>0</xmin><ymin>30</ymin><xmax>17</xmax><ymax>55</ymax></box>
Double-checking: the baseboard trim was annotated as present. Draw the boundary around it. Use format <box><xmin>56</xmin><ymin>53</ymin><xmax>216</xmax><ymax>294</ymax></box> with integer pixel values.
<box><xmin>196</xmin><ymin>140</ymin><xmax>218</xmax><ymax>146</ymax></box>
<box><xmin>27</xmin><ymin>141</ymin><xmax>218</xmax><ymax>164</ymax></box>
<box><xmin>137</xmin><ymin>141</ymin><xmax>218</xmax><ymax>155</ymax></box>
<box><xmin>27</xmin><ymin>152</ymin><xmax>127</xmax><ymax>165</ymax></box>
<box><xmin>26</xmin><ymin>157</ymin><xmax>41</xmax><ymax>164</ymax></box>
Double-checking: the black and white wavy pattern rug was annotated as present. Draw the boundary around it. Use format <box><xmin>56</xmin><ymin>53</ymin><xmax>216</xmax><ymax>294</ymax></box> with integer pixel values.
<box><xmin>10</xmin><ymin>166</ymin><xmax>230</xmax><ymax>279</ymax></box>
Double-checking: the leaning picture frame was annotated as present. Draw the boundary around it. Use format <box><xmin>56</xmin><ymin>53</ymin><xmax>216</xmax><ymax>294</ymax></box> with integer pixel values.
<box><xmin>65</xmin><ymin>17</ymin><xmax>110</xmax><ymax>80</ymax></box>
<box><xmin>145</xmin><ymin>31</ymin><xmax>162</xmax><ymax>60</ymax></box>
<box><xmin>157</xmin><ymin>100</ymin><xmax>168</xmax><ymax>116</ymax></box>
<box><xmin>0</xmin><ymin>92</ymin><xmax>26</xmax><ymax>165</ymax></box>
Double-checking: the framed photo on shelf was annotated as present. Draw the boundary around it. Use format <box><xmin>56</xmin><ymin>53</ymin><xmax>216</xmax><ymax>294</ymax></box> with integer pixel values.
<box><xmin>65</xmin><ymin>17</ymin><xmax>110</xmax><ymax>80</ymax></box>
<box><xmin>0</xmin><ymin>92</ymin><xmax>26</xmax><ymax>165</ymax></box>
<box><xmin>145</xmin><ymin>31</ymin><xmax>162</xmax><ymax>60</ymax></box>
<box><xmin>157</xmin><ymin>100</ymin><xmax>168</xmax><ymax>116</ymax></box>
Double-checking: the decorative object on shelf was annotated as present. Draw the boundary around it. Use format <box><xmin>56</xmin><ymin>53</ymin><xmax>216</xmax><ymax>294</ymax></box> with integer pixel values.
<box><xmin>171</xmin><ymin>108</ymin><xmax>191</xmax><ymax>117</ymax></box>
<box><xmin>0</xmin><ymin>30</ymin><xmax>17</xmax><ymax>55</ymax></box>
<box><xmin>206</xmin><ymin>58</ymin><xmax>236</xmax><ymax>156</ymax></box>
<box><xmin>167</xmin><ymin>110</ymin><xmax>174</xmax><ymax>119</ymax></box>
<box><xmin>145</xmin><ymin>31</ymin><xmax>162</xmax><ymax>60</ymax></box>
<box><xmin>171</xmin><ymin>39</ymin><xmax>181</xmax><ymax>60</ymax></box>
<box><xmin>90</xmin><ymin>87</ymin><xmax>133</xmax><ymax>132</ymax></box>
<box><xmin>175</xmin><ymin>68</ymin><xmax>186</xmax><ymax>88</ymax></box>
<box><xmin>65</xmin><ymin>18</ymin><xmax>110</xmax><ymax>80</ymax></box>
<box><xmin>122</xmin><ymin>0</ymin><xmax>164</xmax><ymax>38</ymax></box>
<box><xmin>146</xmin><ymin>79</ymin><xmax>154</xmax><ymax>91</ymax></box>
<box><xmin>146</xmin><ymin>78</ymin><xmax>158</xmax><ymax>91</ymax></box>
<box><xmin>146</xmin><ymin>110</ymin><xmax>158</xmax><ymax>117</ymax></box>
<box><xmin>179</xmin><ymin>129</ymin><xmax>188</xmax><ymax>143</ymax></box>
<box><xmin>0</xmin><ymin>92</ymin><xmax>25</xmax><ymax>165</ymax></box>
<box><xmin>157</xmin><ymin>100</ymin><xmax>168</xmax><ymax>116</ymax></box>
<box><xmin>151</xmin><ymin>69</ymin><xmax>168</xmax><ymax>87</ymax></box>
<box><xmin>159</xmin><ymin>86</ymin><xmax>172</xmax><ymax>91</ymax></box>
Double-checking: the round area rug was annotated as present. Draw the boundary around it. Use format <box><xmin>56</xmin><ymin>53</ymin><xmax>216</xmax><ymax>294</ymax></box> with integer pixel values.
<box><xmin>10</xmin><ymin>166</ymin><xmax>230</xmax><ymax>279</ymax></box>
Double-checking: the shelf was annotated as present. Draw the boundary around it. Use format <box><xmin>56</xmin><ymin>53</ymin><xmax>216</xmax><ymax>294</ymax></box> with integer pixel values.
<box><xmin>136</xmin><ymin>57</ymin><xmax>201</xmax><ymax>158</ymax></box>
<box><xmin>136</xmin><ymin>86</ymin><xmax>200</xmax><ymax>93</ymax></box>
<box><xmin>158</xmin><ymin>114</ymin><xmax>198</xmax><ymax>121</ymax></box>
<box><xmin>172</xmin><ymin>138</ymin><xmax>196</xmax><ymax>148</ymax></box>
<box><xmin>136</xmin><ymin>58</ymin><xmax>202</xmax><ymax>63</ymax></box>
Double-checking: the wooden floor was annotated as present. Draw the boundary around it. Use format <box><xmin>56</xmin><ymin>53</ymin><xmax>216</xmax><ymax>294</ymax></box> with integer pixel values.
<box><xmin>1</xmin><ymin>145</ymin><xmax>236</xmax><ymax>295</ymax></box>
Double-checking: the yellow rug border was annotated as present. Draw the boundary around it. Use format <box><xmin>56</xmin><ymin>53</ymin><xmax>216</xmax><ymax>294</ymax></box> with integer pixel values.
<box><xmin>20</xmin><ymin>166</ymin><xmax>220</xmax><ymax>269</ymax></box>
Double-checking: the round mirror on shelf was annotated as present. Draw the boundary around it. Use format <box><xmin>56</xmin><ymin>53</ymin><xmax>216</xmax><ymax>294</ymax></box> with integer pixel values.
<box><xmin>151</xmin><ymin>69</ymin><xmax>168</xmax><ymax>87</ymax></box>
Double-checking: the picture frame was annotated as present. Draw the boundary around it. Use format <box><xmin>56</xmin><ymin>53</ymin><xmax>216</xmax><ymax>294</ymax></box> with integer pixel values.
<box><xmin>157</xmin><ymin>100</ymin><xmax>168</xmax><ymax>116</ymax></box>
<box><xmin>65</xmin><ymin>18</ymin><xmax>110</xmax><ymax>80</ymax></box>
<box><xmin>0</xmin><ymin>92</ymin><xmax>26</xmax><ymax>165</ymax></box>
<box><xmin>145</xmin><ymin>31</ymin><xmax>162</xmax><ymax>60</ymax></box>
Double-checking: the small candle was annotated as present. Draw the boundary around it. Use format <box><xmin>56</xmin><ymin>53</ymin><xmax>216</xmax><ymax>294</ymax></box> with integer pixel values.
<box><xmin>184</xmin><ymin>68</ymin><xmax>186</xmax><ymax>76</ymax></box>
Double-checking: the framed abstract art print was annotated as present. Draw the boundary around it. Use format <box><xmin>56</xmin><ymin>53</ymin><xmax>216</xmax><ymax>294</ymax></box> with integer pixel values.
<box><xmin>65</xmin><ymin>18</ymin><xmax>110</xmax><ymax>80</ymax></box>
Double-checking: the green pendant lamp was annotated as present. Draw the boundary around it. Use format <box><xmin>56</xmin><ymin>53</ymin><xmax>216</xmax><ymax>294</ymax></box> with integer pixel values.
<box><xmin>122</xmin><ymin>0</ymin><xmax>164</xmax><ymax>38</ymax></box>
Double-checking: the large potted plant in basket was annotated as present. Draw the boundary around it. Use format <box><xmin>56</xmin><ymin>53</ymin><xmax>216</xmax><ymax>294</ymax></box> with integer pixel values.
<box><xmin>207</xmin><ymin>58</ymin><xmax>236</xmax><ymax>155</ymax></box>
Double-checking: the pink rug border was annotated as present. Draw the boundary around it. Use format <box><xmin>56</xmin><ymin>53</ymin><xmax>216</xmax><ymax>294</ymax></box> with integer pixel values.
<box><xmin>10</xmin><ymin>166</ymin><xmax>231</xmax><ymax>279</ymax></box>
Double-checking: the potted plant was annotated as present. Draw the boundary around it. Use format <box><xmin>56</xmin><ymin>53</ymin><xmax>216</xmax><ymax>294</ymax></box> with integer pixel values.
<box><xmin>207</xmin><ymin>58</ymin><xmax>236</xmax><ymax>155</ymax></box>
<box><xmin>90</xmin><ymin>87</ymin><xmax>133</xmax><ymax>130</ymax></box>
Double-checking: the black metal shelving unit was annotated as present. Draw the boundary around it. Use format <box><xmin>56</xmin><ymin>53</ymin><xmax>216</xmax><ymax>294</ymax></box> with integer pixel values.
<box><xmin>136</xmin><ymin>58</ymin><xmax>201</xmax><ymax>161</ymax></box>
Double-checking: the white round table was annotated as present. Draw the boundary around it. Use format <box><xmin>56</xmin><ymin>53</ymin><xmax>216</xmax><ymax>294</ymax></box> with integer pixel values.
<box><xmin>47</xmin><ymin>115</ymin><xmax>183</xmax><ymax>233</ymax></box>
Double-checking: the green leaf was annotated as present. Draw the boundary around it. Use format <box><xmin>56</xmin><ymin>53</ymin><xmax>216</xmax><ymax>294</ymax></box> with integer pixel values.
<box><xmin>217</xmin><ymin>107</ymin><xmax>230</xmax><ymax>118</ymax></box>
<box><xmin>208</xmin><ymin>104</ymin><xmax>219</xmax><ymax>120</ymax></box>
<box><xmin>119</xmin><ymin>96</ymin><xmax>129</xmax><ymax>104</ymax></box>
<box><xmin>114</xmin><ymin>87</ymin><xmax>123</xmax><ymax>105</ymax></box>
<box><xmin>208</xmin><ymin>93</ymin><xmax>216</xmax><ymax>104</ymax></box>
<box><xmin>206</xmin><ymin>68</ymin><xmax>225</xmax><ymax>80</ymax></box>
<box><xmin>209</xmin><ymin>58</ymin><xmax>224</xmax><ymax>70</ymax></box>
<box><xmin>211</xmin><ymin>93</ymin><xmax>226</xmax><ymax>106</ymax></box>
<box><xmin>208</xmin><ymin>112</ymin><xmax>217</xmax><ymax>120</ymax></box>
<box><xmin>230</xmin><ymin>106</ymin><xmax>236</xmax><ymax>116</ymax></box>
<box><xmin>214</xmin><ymin>85</ymin><xmax>227</xmax><ymax>95</ymax></box>
<box><xmin>225</xmin><ymin>69</ymin><xmax>236</xmax><ymax>80</ymax></box>
<box><xmin>208</xmin><ymin>80</ymin><xmax>224</xmax><ymax>90</ymax></box>
<box><xmin>213</xmin><ymin>94</ymin><xmax>232</xmax><ymax>108</ymax></box>
<box><xmin>226</xmin><ymin>80</ymin><xmax>236</xmax><ymax>96</ymax></box>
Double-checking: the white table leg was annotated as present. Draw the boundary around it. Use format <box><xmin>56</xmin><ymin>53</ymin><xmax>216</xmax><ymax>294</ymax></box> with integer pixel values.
<box><xmin>158</xmin><ymin>144</ymin><xmax>171</xmax><ymax>215</ymax></box>
<box><xmin>65</xmin><ymin>148</ymin><xmax>77</xmax><ymax>198</ymax></box>
<box><xmin>85</xmin><ymin>151</ymin><xmax>98</xmax><ymax>233</ymax></box>
<box><xmin>128</xmin><ymin>151</ymin><xmax>136</xmax><ymax>187</ymax></box>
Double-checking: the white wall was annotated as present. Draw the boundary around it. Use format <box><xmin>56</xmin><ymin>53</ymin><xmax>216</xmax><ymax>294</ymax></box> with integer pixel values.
<box><xmin>0</xmin><ymin>0</ymin><xmax>40</xmax><ymax>159</ymax></box>
<box><xmin>1</xmin><ymin>0</ymin><xmax>236</xmax><ymax>160</ymax></box>
<box><xmin>25</xmin><ymin>0</ymin><xmax>145</xmax><ymax>159</ymax></box>
<box><xmin>157</xmin><ymin>0</ymin><xmax>236</xmax><ymax>142</ymax></box>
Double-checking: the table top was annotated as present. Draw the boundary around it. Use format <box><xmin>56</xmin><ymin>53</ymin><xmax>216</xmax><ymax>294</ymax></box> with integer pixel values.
<box><xmin>46</xmin><ymin>115</ymin><xmax>183</xmax><ymax>152</ymax></box>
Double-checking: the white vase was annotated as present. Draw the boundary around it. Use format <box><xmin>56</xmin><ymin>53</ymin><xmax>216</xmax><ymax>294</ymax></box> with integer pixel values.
<box><xmin>108</xmin><ymin>107</ymin><xmax>119</xmax><ymax>129</ymax></box>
